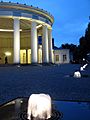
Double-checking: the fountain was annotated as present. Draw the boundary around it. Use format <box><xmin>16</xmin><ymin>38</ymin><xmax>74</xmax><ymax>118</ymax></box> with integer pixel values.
<box><xmin>80</xmin><ymin>63</ymin><xmax>88</xmax><ymax>71</ymax></box>
<box><xmin>82</xmin><ymin>63</ymin><xmax>88</xmax><ymax>69</ymax></box>
<box><xmin>74</xmin><ymin>71</ymin><xmax>81</xmax><ymax>78</ymax></box>
<box><xmin>0</xmin><ymin>95</ymin><xmax>62</xmax><ymax>120</ymax></box>
<box><xmin>80</xmin><ymin>66</ymin><xmax>84</xmax><ymax>71</ymax></box>
<box><xmin>0</xmin><ymin>97</ymin><xmax>90</xmax><ymax>120</ymax></box>
<box><xmin>27</xmin><ymin>94</ymin><xmax>52</xmax><ymax>120</ymax></box>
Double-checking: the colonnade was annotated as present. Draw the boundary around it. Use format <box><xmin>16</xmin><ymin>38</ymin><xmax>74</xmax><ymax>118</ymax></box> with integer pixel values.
<box><xmin>13</xmin><ymin>17</ymin><xmax>53</xmax><ymax>64</ymax></box>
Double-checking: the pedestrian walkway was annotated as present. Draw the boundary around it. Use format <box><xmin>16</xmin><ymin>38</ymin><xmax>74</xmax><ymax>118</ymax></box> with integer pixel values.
<box><xmin>0</xmin><ymin>64</ymin><xmax>90</xmax><ymax>105</ymax></box>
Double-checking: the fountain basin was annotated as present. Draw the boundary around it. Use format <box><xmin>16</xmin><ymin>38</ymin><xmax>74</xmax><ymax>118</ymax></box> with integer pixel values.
<box><xmin>0</xmin><ymin>98</ymin><xmax>90</xmax><ymax>120</ymax></box>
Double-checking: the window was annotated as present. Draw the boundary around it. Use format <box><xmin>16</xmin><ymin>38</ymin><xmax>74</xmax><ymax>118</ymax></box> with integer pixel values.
<box><xmin>56</xmin><ymin>55</ymin><xmax>59</xmax><ymax>62</ymax></box>
<box><xmin>63</xmin><ymin>55</ymin><xmax>67</xmax><ymax>62</ymax></box>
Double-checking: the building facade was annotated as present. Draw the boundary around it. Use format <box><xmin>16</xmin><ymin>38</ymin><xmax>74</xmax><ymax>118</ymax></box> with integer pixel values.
<box><xmin>54</xmin><ymin>49</ymin><xmax>70</xmax><ymax>64</ymax></box>
<box><xmin>0</xmin><ymin>2</ymin><xmax>54</xmax><ymax>64</ymax></box>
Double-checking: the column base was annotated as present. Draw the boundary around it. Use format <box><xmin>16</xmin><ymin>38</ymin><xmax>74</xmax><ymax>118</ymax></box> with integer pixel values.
<box><xmin>42</xmin><ymin>62</ymin><xmax>52</xmax><ymax>66</ymax></box>
<box><xmin>31</xmin><ymin>63</ymin><xmax>38</xmax><ymax>66</ymax></box>
<box><xmin>13</xmin><ymin>63</ymin><xmax>20</xmax><ymax>65</ymax></box>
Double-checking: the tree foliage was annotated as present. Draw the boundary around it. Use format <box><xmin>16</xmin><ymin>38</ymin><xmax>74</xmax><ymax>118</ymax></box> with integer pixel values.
<box><xmin>61</xmin><ymin>22</ymin><xmax>90</xmax><ymax>63</ymax></box>
<box><xmin>79</xmin><ymin>22</ymin><xmax>90</xmax><ymax>59</ymax></box>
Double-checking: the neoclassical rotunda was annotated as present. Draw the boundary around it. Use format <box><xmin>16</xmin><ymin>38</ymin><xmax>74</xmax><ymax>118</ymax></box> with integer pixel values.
<box><xmin>0</xmin><ymin>2</ymin><xmax>54</xmax><ymax>64</ymax></box>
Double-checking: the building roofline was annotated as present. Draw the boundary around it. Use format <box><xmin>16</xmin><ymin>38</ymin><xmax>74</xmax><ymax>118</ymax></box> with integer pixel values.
<box><xmin>0</xmin><ymin>2</ymin><xmax>54</xmax><ymax>24</ymax></box>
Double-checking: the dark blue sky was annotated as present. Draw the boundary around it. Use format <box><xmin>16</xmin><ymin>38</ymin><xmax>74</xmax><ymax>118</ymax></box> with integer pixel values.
<box><xmin>4</xmin><ymin>0</ymin><xmax>90</xmax><ymax>47</ymax></box>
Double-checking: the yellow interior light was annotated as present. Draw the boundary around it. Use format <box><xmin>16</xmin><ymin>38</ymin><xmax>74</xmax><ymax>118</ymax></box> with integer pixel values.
<box><xmin>5</xmin><ymin>52</ymin><xmax>11</xmax><ymax>56</ymax></box>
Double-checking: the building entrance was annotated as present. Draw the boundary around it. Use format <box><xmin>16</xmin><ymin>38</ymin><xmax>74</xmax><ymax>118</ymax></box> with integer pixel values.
<box><xmin>20</xmin><ymin>49</ymin><xmax>31</xmax><ymax>64</ymax></box>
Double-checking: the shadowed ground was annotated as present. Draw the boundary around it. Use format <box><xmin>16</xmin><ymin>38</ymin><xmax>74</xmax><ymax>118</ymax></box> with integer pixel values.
<box><xmin>0</xmin><ymin>64</ymin><xmax>90</xmax><ymax>104</ymax></box>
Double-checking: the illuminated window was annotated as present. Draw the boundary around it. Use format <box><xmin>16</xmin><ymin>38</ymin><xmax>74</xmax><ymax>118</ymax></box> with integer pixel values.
<box><xmin>63</xmin><ymin>55</ymin><xmax>67</xmax><ymax>61</ymax></box>
<box><xmin>56</xmin><ymin>55</ymin><xmax>59</xmax><ymax>61</ymax></box>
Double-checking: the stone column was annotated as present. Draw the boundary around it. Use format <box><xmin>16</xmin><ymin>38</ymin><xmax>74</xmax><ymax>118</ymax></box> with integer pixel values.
<box><xmin>13</xmin><ymin>17</ymin><xmax>20</xmax><ymax>64</ymax></box>
<box><xmin>42</xmin><ymin>25</ymin><xmax>49</xmax><ymax>63</ymax></box>
<box><xmin>48</xmin><ymin>29</ymin><xmax>53</xmax><ymax>63</ymax></box>
<box><xmin>31</xmin><ymin>21</ymin><xmax>38</xmax><ymax>63</ymax></box>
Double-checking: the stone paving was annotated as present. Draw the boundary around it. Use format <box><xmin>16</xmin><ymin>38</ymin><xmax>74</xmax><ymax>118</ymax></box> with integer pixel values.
<box><xmin>0</xmin><ymin>63</ymin><xmax>90</xmax><ymax>104</ymax></box>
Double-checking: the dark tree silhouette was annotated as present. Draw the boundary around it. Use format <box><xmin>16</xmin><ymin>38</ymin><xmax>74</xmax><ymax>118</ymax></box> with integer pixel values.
<box><xmin>60</xmin><ymin>21</ymin><xmax>90</xmax><ymax>63</ymax></box>
<box><xmin>79</xmin><ymin>36</ymin><xmax>87</xmax><ymax>59</ymax></box>
<box><xmin>85</xmin><ymin>22</ymin><xmax>90</xmax><ymax>52</ymax></box>
<box><xmin>79</xmin><ymin>22</ymin><xmax>90</xmax><ymax>59</ymax></box>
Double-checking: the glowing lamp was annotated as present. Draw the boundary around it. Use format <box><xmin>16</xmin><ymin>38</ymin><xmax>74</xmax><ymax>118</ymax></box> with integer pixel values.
<box><xmin>0</xmin><ymin>29</ymin><xmax>22</xmax><ymax>32</ymax></box>
<box><xmin>5</xmin><ymin>52</ymin><xmax>11</xmax><ymax>56</ymax></box>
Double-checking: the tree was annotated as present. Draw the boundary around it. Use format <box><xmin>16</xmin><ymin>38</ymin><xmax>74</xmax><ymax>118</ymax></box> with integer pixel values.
<box><xmin>85</xmin><ymin>22</ymin><xmax>90</xmax><ymax>52</ymax></box>
<box><xmin>79</xmin><ymin>22</ymin><xmax>90</xmax><ymax>59</ymax></box>
<box><xmin>79</xmin><ymin>36</ymin><xmax>87</xmax><ymax>59</ymax></box>
<box><xmin>61</xmin><ymin>22</ymin><xmax>90</xmax><ymax>63</ymax></box>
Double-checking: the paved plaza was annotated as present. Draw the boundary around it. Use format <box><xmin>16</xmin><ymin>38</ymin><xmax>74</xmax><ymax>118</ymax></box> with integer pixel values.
<box><xmin>0</xmin><ymin>64</ymin><xmax>90</xmax><ymax>104</ymax></box>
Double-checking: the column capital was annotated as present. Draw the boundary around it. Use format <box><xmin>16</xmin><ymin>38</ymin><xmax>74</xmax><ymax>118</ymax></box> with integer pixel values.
<box><xmin>31</xmin><ymin>20</ymin><xmax>37</xmax><ymax>23</ymax></box>
<box><xmin>13</xmin><ymin>17</ymin><xmax>20</xmax><ymax>20</ymax></box>
<box><xmin>48</xmin><ymin>27</ymin><xmax>52</xmax><ymax>30</ymax></box>
<box><xmin>42</xmin><ymin>23</ymin><xmax>52</xmax><ymax>29</ymax></box>
<box><xmin>42</xmin><ymin>24</ymin><xmax>48</xmax><ymax>28</ymax></box>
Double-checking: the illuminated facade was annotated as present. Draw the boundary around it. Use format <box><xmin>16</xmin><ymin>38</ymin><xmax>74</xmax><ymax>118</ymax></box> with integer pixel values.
<box><xmin>54</xmin><ymin>49</ymin><xmax>70</xmax><ymax>64</ymax></box>
<box><xmin>0</xmin><ymin>2</ymin><xmax>54</xmax><ymax>64</ymax></box>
